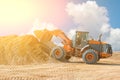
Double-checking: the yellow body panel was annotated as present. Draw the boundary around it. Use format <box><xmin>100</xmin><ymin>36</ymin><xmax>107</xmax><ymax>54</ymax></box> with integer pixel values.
<box><xmin>100</xmin><ymin>52</ymin><xmax>112</xmax><ymax>58</ymax></box>
<box><xmin>88</xmin><ymin>40</ymin><xmax>107</xmax><ymax>44</ymax></box>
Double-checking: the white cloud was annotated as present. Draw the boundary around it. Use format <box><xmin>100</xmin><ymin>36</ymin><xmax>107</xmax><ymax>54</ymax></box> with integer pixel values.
<box><xmin>66</xmin><ymin>1</ymin><xmax>120</xmax><ymax>51</ymax></box>
<box><xmin>67</xmin><ymin>29</ymin><xmax>76</xmax><ymax>39</ymax></box>
<box><xmin>100</xmin><ymin>23</ymin><xmax>111</xmax><ymax>33</ymax></box>
<box><xmin>28</xmin><ymin>18</ymin><xmax>58</xmax><ymax>35</ymax></box>
<box><xmin>28</xmin><ymin>18</ymin><xmax>62</xmax><ymax>46</ymax></box>
<box><xmin>107</xmin><ymin>28</ymin><xmax>120</xmax><ymax>50</ymax></box>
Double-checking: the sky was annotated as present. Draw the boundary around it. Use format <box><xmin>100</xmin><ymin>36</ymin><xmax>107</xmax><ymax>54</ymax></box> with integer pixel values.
<box><xmin>67</xmin><ymin>0</ymin><xmax>120</xmax><ymax>29</ymax></box>
<box><xmin>0</xmin><ymin>0</ymin><xmax>120</xmax><ymax>50</ymax></box>
<box><xmin>0</xmin><ymin>0</ymin><xmax>68</xmax><ymax>35</ymax></box>
<box><xmin>96</xmin><ymin>0</ymin><xmax>120</xmax><ymax>28</ymax></box>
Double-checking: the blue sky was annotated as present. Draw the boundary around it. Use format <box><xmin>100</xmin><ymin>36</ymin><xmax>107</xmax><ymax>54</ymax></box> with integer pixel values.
<box><xmin>96</xmin><ymin>0</ymin><xmax>120</xmax><ymax>28</ymax></box>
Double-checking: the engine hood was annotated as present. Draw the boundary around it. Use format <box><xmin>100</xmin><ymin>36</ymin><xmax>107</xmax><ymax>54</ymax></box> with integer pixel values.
<box><xmin>88</xmin><ymin>40</ymin><xmax>112</xmax><ymax>55</ymax></box>
<box><xmin>88</xmin><ymin>40</ymin><xmax>107</xmax><ymax>45</ymax></box>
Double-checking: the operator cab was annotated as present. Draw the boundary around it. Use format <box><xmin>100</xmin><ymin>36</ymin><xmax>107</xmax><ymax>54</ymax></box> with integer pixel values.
<box><xmin>72</xmin><ymin>31</ymin><xmax>89</xmax><ymax>48</ymax></box>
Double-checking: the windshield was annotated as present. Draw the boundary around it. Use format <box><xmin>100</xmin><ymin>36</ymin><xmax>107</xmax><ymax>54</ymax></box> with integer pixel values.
<box><xmin>73</xmin><ymin>31</ymin><xmax>89</xmax><ymax>47</ymax></box>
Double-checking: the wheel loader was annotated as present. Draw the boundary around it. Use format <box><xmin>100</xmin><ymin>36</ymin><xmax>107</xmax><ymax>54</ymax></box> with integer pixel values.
<box><xmin>34</xmin><ymin>29</ymin><xmax>112</xmax><ymax>64</ymax></box>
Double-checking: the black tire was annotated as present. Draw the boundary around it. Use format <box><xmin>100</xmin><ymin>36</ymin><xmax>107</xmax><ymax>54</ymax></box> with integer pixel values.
<box><xmin>97</xmin><ymin>55</ymin><xmax>100</xmax><ymax>61</ymax></box>
<box><xmin>50</xmin><ymin>46</ymin><xmax>66</xmax><ymax>60</ymax></box>
<box><xmin>65</xmin><ymin>55</ymin><xmax>71</xmax><ymax>60</ymax></box>
<box><xmin>82</xmin><ymin>49</ymin><xmax>98</xmax><ymax>64</ymax></box>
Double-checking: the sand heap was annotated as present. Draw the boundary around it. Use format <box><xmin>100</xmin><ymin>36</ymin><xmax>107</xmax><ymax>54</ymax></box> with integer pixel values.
<box><xmin>0</xmin><ymin>30</ymin><xmax>56</xmax><ymax>65</ymax></box>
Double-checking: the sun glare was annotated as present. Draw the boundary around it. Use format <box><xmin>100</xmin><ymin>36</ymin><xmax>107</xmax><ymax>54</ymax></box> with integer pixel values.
<box><xmin>0</xmin><ymin>0</ymin><xmax>36</xmax><ymax>25</ymax></box>
<box><xmin>0</xmin><ymin>0</ymin><xmax>66</xmax><ymax>35</ymax></box>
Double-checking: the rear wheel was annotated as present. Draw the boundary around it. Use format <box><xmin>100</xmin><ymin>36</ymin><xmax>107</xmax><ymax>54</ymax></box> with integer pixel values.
<box><xmin>97</xmin><ymin>55</ymin><xmax>100</xmax><ymax>61</ymax></box>
<box><xmin>50</xmin><ymin>46</ymin><xmax>66</xmax><ymax>60</ymax></box>
<box><xmin>65</xmin><ymin>55</ymin><xmax>71</xmax><ymax>60</ymax></box>
<box><xmin>82</xmin><ymin>49</ymin><xmax>98</xmax><ymax>64</ymax></box>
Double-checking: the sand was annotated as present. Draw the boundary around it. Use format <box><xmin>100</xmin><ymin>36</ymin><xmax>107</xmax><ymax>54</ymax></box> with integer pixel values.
<box><xmin>0</xmin><ymin>52</ymin><xmax>119</xmax><ymax>80</ymax></box>
<box><xmin>0</xmin><ymin>30</ymin><xmax>56</xmax><ymax>65</ymax></box>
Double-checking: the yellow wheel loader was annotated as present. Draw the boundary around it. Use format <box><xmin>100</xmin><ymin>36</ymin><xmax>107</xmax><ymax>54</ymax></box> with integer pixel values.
<box><xmin>34</xmin><ymin>29</ymin><xmax>112</xmax><ymax>64</ymax></box>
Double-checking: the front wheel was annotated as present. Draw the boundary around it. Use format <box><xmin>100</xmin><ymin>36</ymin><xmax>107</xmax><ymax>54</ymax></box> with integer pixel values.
<box><xmin>50</xmin><ymin>46</ymin><xmax>66</xmax><ymax>60</ymax></box>
<box><xmin>82</xmin><ymin>49</ymin><xmax>98</xmax><ymax>64</ymax></box>
<box><xmin>97</xmin><ymin>55</ymin><xmax>100</xmax><ymax>61</ymax></box>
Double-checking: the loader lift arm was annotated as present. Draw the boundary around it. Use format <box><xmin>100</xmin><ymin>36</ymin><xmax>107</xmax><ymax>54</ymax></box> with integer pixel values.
<box><xmin>34</xmin><ymin>29</ymin><xmax>74</xmax><ymax>53</ymax></box>
<box><xmin>51</xmin><ymin>30</ymin><xmax>74</xmax><ymax>53</ymax></box>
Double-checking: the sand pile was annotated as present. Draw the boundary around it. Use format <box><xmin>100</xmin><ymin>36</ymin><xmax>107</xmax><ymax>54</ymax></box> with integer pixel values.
<box><xmin>0</xmin><ymin>30</ymin><xmax>56</xmax><ymax>65</ymax></box>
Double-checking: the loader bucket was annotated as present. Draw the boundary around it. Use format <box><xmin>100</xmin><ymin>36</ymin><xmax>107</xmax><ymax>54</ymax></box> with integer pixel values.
<box><xmin>34</xmin><ymin>29</ymin><xmax>56</xmax><ymax>55</ymax></box>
